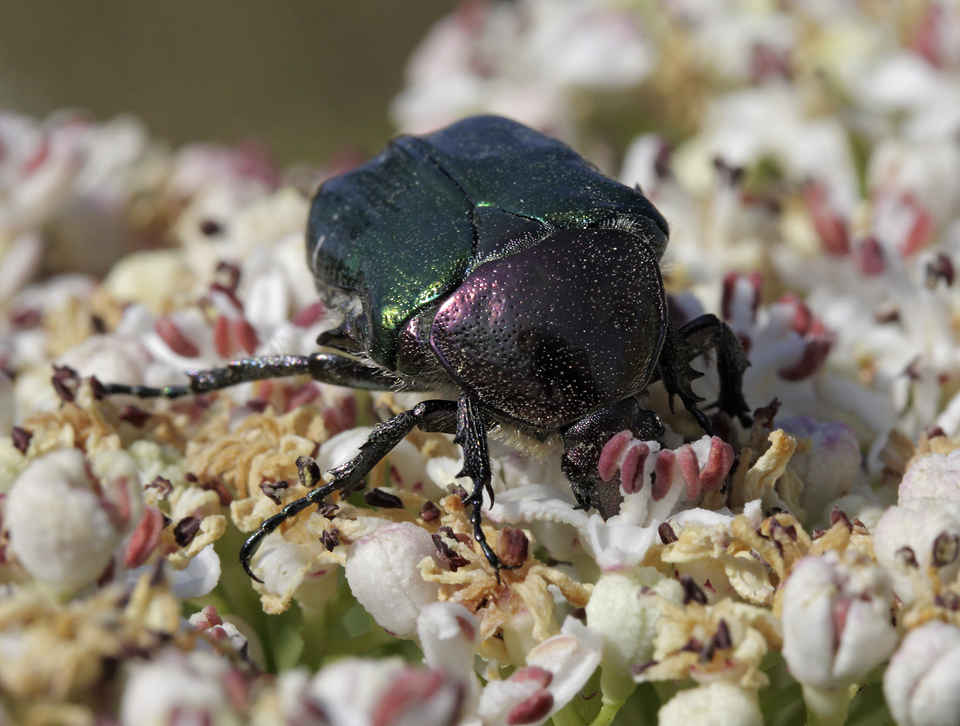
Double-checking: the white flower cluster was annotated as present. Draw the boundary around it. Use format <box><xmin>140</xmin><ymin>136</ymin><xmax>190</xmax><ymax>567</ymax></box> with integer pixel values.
<box><xmin>2</xmin><ymin>0</ymin><xmax>960</xmax><ymax>725</ymax></box>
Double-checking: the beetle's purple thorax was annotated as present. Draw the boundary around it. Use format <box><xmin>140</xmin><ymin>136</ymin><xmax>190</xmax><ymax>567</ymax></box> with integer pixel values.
<box><xmin>427</xmin><ymin>228</ymin><xmax>667</xmax><ymax>430</ymax></box>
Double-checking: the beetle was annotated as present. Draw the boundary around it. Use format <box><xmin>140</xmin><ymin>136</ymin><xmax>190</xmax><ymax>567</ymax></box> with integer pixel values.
<box><xmin>105</xmin><ymin>115</ymin><xmax>751</xmax><ymax>581</ymax></box>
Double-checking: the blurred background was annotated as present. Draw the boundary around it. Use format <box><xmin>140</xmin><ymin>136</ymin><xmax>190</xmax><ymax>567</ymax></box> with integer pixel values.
<box><xmin>0</xmin><ymin>1</ymin><xmax>454</xmax><ymax>165</ymax></box>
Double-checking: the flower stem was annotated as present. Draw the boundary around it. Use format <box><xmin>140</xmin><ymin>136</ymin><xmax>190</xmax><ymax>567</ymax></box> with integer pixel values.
<box><xmin>551</xmin><ymin>703</ymin><xmax>584</xmax><ymax>726</ymax></box>
<box><xmin>587</xmin><ymin>700</ymin><xmax>625</xmax><ymax>726</ymax></box>
<box><xmin>802</xmin><ymin>683</ymin><xmax>851</xmax><ymax>726</ymax></box>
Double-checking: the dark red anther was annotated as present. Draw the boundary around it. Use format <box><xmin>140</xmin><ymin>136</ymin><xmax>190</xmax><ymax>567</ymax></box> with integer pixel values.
<box><xmin>292</xmin><ymin>301</ymin><xmax>326</xmax><ymax>328</ymax></box>
<box><xmin>10</xmin><ymin>427</ymin><xmax>31</xmax><ymax>455</ymax></box>
<box><xmin>680</xmin><ymin>575</ymin><xmax>708</xmax><ymax>605</ymax></box>
<box><xmin>806</xmin><ymin>181</ymin><xmax>850</xmax><ymax>256</ymax></box>
<box><xmin>778</xmin><ymin>294</ymin><xmax>812</xmax><ymax>336</ymax></box>
<box><xmin>259</xmin><ymin>480</ymin><xmax>289</xmax><ymax>505</ymax></box>
<box><xmin>830</xmin><ymin>507</ymin><xmax>852</xmax><ymax>531</ymax></box>
<box><xmin>192</xmin><ymin>604</ymin><xmax>224</xmax><ymax>630</ymax></box>
<box><xmin>658</xmin><ymin>521</ymin><xmax>678</xmax><ymax>544</ymax></box>
<box><xmin>432</xmin><ymin>532</ymin><xmax>470</xmax><ymax>570</ymax></box>
<box><xmin>778</xmin><ymin>334</ymin><xmax>832</xmax><ymax>381</ymax></box>
<box><xmin>321</xmin><ymin>529</ymin><xmax>341</xmax><ymax>552</ymax></box>
<box><xmin>631</xmin><ymin>660</ymin><xmax>657</xmax><ymax>677</ymax></box>
<box><xmin>677</xmin><ymin>445</ymin><xmax>702</xmax><ymax>499</ymax></box>
<box><xmin>652</xmin><ymin>449</ymin><xmax>675</xmax><ymax>501</ymax></box>
<box><xmin>896</xmin><ymin>546</ymin><xmax>919</xmax><ymax>568</ymax></box>
<box><xmin>146</xmin><ymin>476</ymin><xmax>173</xmax><ymax>499</ymax></box>
<box><xmin>932</xmin><ymin>532</ymin><xmax>960</xmax><ymax>568</ymax></box>
<box><xmin>119</xmin><ymin>405</ymin><xmax>151</xmax><ymax>428</ymax></box>
<box><xmin>419</xmin><ymin>500</ymin><xmax>441</xmax><ymax>522</ymax></box>
<box><xmin>507</xmin><ymin>691</ymin><xmax>554</xmax><ymax>726</ymax></box>
<box><xmin>52</xmin><ymin>365</ymin><xmax>80</xmax><ymax>403</ymax></box>
<box><xmin>200</xmin><ymin>219</ymin><xmax>223</xmax><ymax>236</ymax></box>
<box><xmin>713</xmin><ymin>619</ymin><xmax>733</xmax><ymax>650</ymax></box>
<box><xmin>124</xmin><ymin>506</ymin><xmax>165</xmax><ymax>568</ymax></box>
<box><xmin>364</xmin><ymin>488</ymin><xmax>404</xmax><ymax>509</ymax></box>
<box><xmin>173</xmin><ymin>516</ymin><xmax>201</xmax><ymax>547</ymax></box>
<box><xmin>156</xmin><ymin>316</ymin><xmax>200</xmax><ymax>358</ymax></box>
<box><xmin>233</xmin><ymin>318</ymin><xmax>259</xmax><ymax>355</ymax></box>
<box><xmin>21</xmin><ymin>133</ymin><xmax>50</xmax><ymax>176</ymax></box>
<box><xmin>857</xmin><ymin>237</ymin><xmax>885</xmax><ymax>276</ymax></box>
<box><xmin>653</xmin><ymin>139</ymin><xmax>673</xmax><ymax>180</ymax></box>
<box><xmin>372</xmin><ymin>669</ymin><xmax>462</xmax><ymax>726</ymax></box>
<box><xmin>620</xmin><ymin>442</ymin><xmax>650</xmax><ymax>494</ymax></box>
<box><xmin>214</xmin><ymin>261</ymin><xmax>241</xmax><ymax>292</ymax></box>
<box><xmin>721</xmin><ymin>271</ymin><xmax>763</xmax><ymax>323</ymax></box>
<box><xmin>498</xmin><ymin>527</ymin><xmax>529</xmax><ymax>568</ymax></box>
<box><xmin>750</xmin><ymin>43</ymin><xmax>791</xmax><ymax>83</ymax></box>
<box><xmin>900</xmin><ymin>196</ymin><xmax>932</xmax><ymax>257</ymax></box>
<box><xmin>699</xmin><ymin>438</ymin><xmax>734</xmax><ymax>492</ymax></box>
<box><xmin>213</xmin><ymin>315</ymin><xmax>232</xmax><ymax>358</ymax></box>
<box><xmin>598</xmin><ymin>430</ymin><xmax>632</xmax><ymax>482</ymax></box>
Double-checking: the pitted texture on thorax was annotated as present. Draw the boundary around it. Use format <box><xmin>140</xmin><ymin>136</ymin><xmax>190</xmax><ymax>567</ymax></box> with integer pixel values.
<box><xmin>430</xmin><ymin>228</ymin><xmax>667</xmax><ymax>429</ymax></box>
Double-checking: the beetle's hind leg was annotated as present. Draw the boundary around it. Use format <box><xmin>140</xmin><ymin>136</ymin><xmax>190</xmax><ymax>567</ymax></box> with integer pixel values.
<box><xmin>239</xmin><ymin>397</ymin><xmax>458</xmax><ymax>581</ymax></box>
<box><xmin>102</xmin><ymin>352</ymin><xmax>406</xmax><ymax>398</ymax></box>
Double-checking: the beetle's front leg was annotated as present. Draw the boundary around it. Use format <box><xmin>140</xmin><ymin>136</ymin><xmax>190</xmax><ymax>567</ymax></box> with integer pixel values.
<box><xmin>560</xmin><ymin>397</ymin><xmax>664</xmax><ymax>519</ymax></box>
<box><xmin>102</xmin><ymin>352</ymin><xmax>415</xmax><ymax>399</ymax></box>
<box><xmin>454</xmin><ymin>393</ymin><xmax>516</xmax><ymax>581</ymax></box>
<box><xmin>677</xmin><ymin>314</ymin><xmax>752</xmax><ymax>427</ymax></box>
<box><xmin>656</xmin><ymin>313</ymin><xmax>752</xmax><ymax>434</ymax></box>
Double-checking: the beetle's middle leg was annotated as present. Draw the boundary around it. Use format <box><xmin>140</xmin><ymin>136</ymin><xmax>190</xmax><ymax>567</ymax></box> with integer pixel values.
<box><xmin>454</xmin><ymin>393</ymin><xmax>517</xmax><ymax>581</ymax></box>
<box><xmin>239</xmin><ymin>397</ymin><xmax>458</xmax><ymax>581</ymax></box>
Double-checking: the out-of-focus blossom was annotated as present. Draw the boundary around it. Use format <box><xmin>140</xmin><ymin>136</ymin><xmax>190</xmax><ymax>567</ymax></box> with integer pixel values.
<box><xmin>392</xmin><ymin>0</ymin><xmax>653</xmax><ymax>138</ymax></box>
<box><xmin>5</xmin><ymin>448</ymin><xmax>142</xmax><ymax>592</ymax></box>
<box><xmin>657</xmin><ymin>681</ymin><xmax>763</xmax><ymax>726</ymax></box>
<box><xmin>476</xmin><ymin>617</ymin><xmax>603</xmax><ymax>726</ymax></box>
<box><xmin>884</xmin><ymin>621</ymin><xmax>960</xmax><ymax>726</ymax></box>
<box><xmin>898</xmin><ymin>449</ymin><xmax>960</xmax><ymax>501</ymax></box>
<box><xmin>119</xmin><ymin>648</ymin><xmax>241</xmax><ymax>726</ymax></box>
<box><xmin>781</xmin><ymin>551</ymin><xmax>896</xmax><ymax>689</ymax></box>
<box><xmin>874</xmin><ymin>498</ymin><xmax>960</xmax><ymax>606</ymax></box>
<box><xmin>779</xmin><ymin>416</ymin><xmax>861</xmax><ymax>524</ymax></box>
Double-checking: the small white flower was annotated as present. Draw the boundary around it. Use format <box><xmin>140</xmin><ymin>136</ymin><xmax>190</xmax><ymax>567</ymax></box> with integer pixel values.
<box><xmin>305</xmin><ymin>657</ymin><xmax>465</xmax><ymax>726</ymax></box>
<box><xmin>120</xmin><ymin>648</ymin><xmax>236</xmax><ymax>726</ymax></box>
<box><xmin>344</xmin><ymin>521</ymin><xmax>441</xmax><ymax>637</ymax></box>
<box><xmin>477</xmin><ymin>617</ymin><xmax>603</xmax><ymax>726</ymax></box>
<box><xmin>418</xmin><ymin>602</ymin><xmax>482</xmax><ymax>708</ymax></box>
<box><xmin>585</xmin><ymin>567</ymin><xmax>684</xmax><ymax>703</ymax></box>
<box><xmin>781</xmin><ymin>551</ymin><xmax>896</xmax><ymax>690</ymax></box>
<box><xmin>779</xmin><ymin>416</ymin><xmax>860</xmax><ymax>524</ymax></box>
<box><xmin>657</xmin><ymin>682</ymin><xmax>763</xmax><ymax>726</ymax></box>
<box><xmin>873</xmin><ymin>498</ymin><xmax>960</xmax><ymax>605</ymax></box>
<box><xmin>6</xmin><ymin>448</ymin><xmax>142</xmax><ymax>591</ymax></box>
<box><xmin>884</xmin><ymin>621</ymin><xmax>960</xmax><ymax>726</ymax></box>
<box><xmin>898</xmin><ymin>450</ymin><xmax>960</xmax><ymax>502</ymax></box>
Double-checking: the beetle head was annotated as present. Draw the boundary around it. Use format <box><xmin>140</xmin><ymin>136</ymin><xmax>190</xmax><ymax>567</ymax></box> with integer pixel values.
<box><xmin>430</xmin><ymin>228</ymin><xmax>667</xmax><ymax>430</ymax></box>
